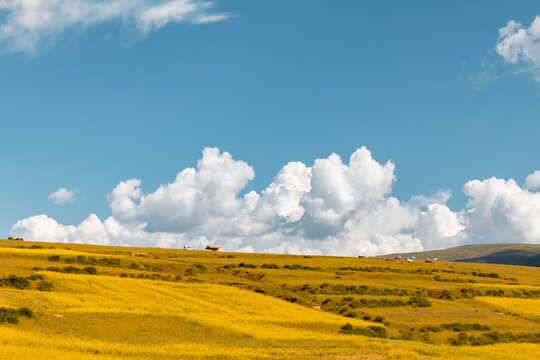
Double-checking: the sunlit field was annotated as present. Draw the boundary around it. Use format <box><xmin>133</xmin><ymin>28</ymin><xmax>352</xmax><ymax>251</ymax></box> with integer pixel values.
<box><xmin>0</xmin><ymin>239</ymin><xmax>538</xmax><ymax>359</ymax></box>
<box><xmin>476</xmin><ymin>297</ymin><xmax>540</xmax><ymax>317</ymax></box>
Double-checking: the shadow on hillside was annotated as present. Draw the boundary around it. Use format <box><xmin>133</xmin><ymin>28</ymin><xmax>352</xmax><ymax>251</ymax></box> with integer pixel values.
<box><xmin>456</xmin><ymin>249</ymin><xmax>540</xmax><ymax>267</ymax></box>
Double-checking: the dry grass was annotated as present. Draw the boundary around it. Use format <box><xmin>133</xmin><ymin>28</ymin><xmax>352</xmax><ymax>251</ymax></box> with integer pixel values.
<box><xmin>0</xmin><ymin>239</ymin><xmax>538</xmax><ymax>359</ymax></box>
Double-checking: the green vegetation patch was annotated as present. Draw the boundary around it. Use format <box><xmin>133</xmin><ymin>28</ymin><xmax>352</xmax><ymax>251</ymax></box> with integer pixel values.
<box><xmin>340</xmin><ymin>323</ymin><xmax>387</xmax><ymax>338</ymax></box>
<box><xmin>46</xmin><ymin>266</ymin><xmax>97</xmax><ymax>275</ymax></box>
<box><xmin>449</xmin><ymin>331</ymin><xmax>540</xmax><ymax>346</ymax></box>
<box><xmin>0</xmin><ymin>275</ymin><xmax>30</xmax><ymax>289</ymax></box>
<box><xmin>0</xmin><ymin>307</ymin><xmax>33</xmax><ymax>324</ymax></box>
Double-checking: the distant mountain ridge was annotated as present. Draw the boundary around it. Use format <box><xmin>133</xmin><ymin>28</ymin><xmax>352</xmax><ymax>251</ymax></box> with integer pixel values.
<box><xmin>385</xmin><ymin>243</ymin><xmax>540</xmax><ymax>267</ymax></box>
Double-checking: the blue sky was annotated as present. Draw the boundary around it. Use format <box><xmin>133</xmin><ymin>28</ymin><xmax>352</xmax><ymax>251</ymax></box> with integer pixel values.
<box><xmin>2</xmin><ymin>1</ymin><xmax>540</xmax><ymax>254</ymax></box>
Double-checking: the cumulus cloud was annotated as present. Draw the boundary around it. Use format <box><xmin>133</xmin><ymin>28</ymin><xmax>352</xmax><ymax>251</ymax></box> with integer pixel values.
<box><xmin>460</xmin><ymin>177</ymin><xmax>540</xmax><ymax>244</ymax></box>
<box><xmin>10</xmin><ymin>147</ymin><xmax>540</xmax><ymax>255</ymax></box>
<box><xmin>0</xmin><ymin>0</ymin><xmax>228</xmax><ymax>53</ymax></box>
<box><xmin>414</xmin><ymin>204</ymin><xmax>463</xmax><ymax>251</ymax></box>
<box><xmin>48</xmin><ymin>187</ymin><xmax>76</xmax><ymax>204</ymax></box>
<box><xmin>496</xmin><ymin>16</ymin><xmax>540</xmax><ymax>82</ymax></box>
<box><xmin>525</xmin><ymin>170</ymin><xmax>540</xmax><ymax>190</ymax></box>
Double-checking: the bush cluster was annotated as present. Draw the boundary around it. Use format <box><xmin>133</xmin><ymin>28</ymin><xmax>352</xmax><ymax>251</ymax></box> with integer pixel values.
<box><xmin>407</xmin><ymin>296</ymin><xmax>432</xmax><ymax>307</ymax></box>
<box><xmin>458</xmin><ymin>287</ymin><xmax>539</xmax><ymax>299</ymax></box>
<box><xmin>283</xmin><ymin>296</ymin><xmax>298</xmax><ymax>303</ymax></box>
<box><xmin>471</xmin><ymin>271</ymin><xmax>499</xmax><ymax>278</ymax></box>
<box><xmin>185</xmin><ymin>264</ymin><xmax>207</xmax><ymax>275</ymax></box>
<box><xmin>0</xmin><ymin>274</ymin><xmax>54</xmax><ymax>291</ymax></box>
<box><xmin>419</xmin><ymin>323</ymin><xmax>490</xmax><ymax>333</ymax></box>
<box><xmin>442</xmin><ymin>323</ymin><xmax>490</xmax><ymax>332</ymax></box>
<box><xmin>307</xmin><ymin>284</ymin><xmax>413</xmax><ymax>296</ymax></box>
<box><xmin>46</xmin><ymin>266</ymin><xmax>97</xmax><ymax>275</ymax></box>
<box><xmin>433</xmin><ymin>275</ymin><xmax>471</xmax><ymax>283</ymax></box>
<box><xmin>261</xmin><ymin>263</ymin><xmax>280</xmax><ymax>269</ymax></box>
<box><xmin>37</xmin><ymin>281</ymin><xmax>54</xmax><ymax>291</ymax></box>
<box><xmin>340</xmin><ymin>323</ymin><xmax>387</xmax><ymax>338</ymax></box>
<box><xmin>341</xmin><ymin>296</ymin><xmax>430</xmax><ymax>309</ymax></box>
<box><xmin>348</xmin><ymin>298</ymin><xmax>407</xmax><ymax>308</ymax></box>
<box><xmin>338</xmin><ymin>266</ymin><xmax>407</xmax><ymax>274</ymax></box>
<box><xmin>0</xmin><ymin>275</ymin><xmax>29</xmax><ymax>289</ymax></box>
<box><xmin>119</xmin><ymin>273</ymin><xmax>182</xmax><ymax>282</ymax></box>
<box><xmin>449</xmin><ymin>331</ymin><xmax>540</xmax><ymax>346</ymax></box>
<box><xmin>283</xmin><ymin>264</ymin><xmax>322</xmax><ymax>271</ymax></box>
<box><xmin>48</xmin><ymin>255</ymin><xmax>121</xmax><ymax>267</ymax></box>
<box><xmin>238</xmin><ymin>263</ymin><xmax>257</xmax><ymax>268</ymax></box>
<box><xmin>426</xmin><ymin>289</ymin><xmax>454</xmax><ymax>300</ymax></box>
<box><xmin>0</xmin><ymin>307</ymin><xmax>33</xmax><ymax>324</ymax></box>
<box><xmin>339</xmin><ymin>266</ymin><xmax>442</xmax><ymax>276</ymax></box>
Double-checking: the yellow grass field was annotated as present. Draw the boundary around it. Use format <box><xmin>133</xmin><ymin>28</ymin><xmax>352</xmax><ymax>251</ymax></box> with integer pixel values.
<box><xmin>0</xmin><ymin>239</ymin><xmax>538</xmax><ymax>359</ymax></box>
<box><xmin>475</xmin><ymin>297</ymin><xmax>540</xmax><ymax>318</ymax></box>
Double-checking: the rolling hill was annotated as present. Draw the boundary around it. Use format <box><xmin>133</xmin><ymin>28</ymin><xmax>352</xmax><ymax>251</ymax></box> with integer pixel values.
<box><xmin>0</xmin><ymin>239</ymin><xmax>538</xmax><ymax>359</ymax></box>
<box><xmin>385</xmin><ymin>243</ymin><xmax>540</xmax><ymax>267</ymax></box>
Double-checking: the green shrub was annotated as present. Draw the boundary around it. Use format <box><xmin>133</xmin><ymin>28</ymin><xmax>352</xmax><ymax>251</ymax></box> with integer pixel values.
<box><xmin>95</xmin><ymin>257</ymin><xmax>121</xmax><ymax>267</ymax></box>
<box><xmin>239</xmin><ymin>263</ymin><xmax>257</xmax><ymax>268</ymax></box>
<box><xmin>261</xmin><ymin>263</ymin><xmax>279</xmax><ymax>269</ymax></box>
<box><xmin>472</xmin><ymin>271</ymin><xmax>499</xmax><ymax>278</ymax></box>
<box><xmin>17</xmin><ymin>307</ymin><xmax>33</xmax><ymax>318</ymax></box>
<box><xmin>62</xmin><ymin>266</ymin><xmax>81</xmax><ymax>273</ymax></box>
<box><xmin>0</xmin><ymin>307</ymin><xmax>19</xmax><ymax>324</ymax></box>
<box><xmin>340</xmin><ymin>323</ymin><xmax>387</xmax><ymax>338</ymax></box>
<box><xmin>37</xmin><ymin>281</ymin><xmax>53</xmax><ymax>291</ymax></box>
<box><xmin>0</xmin><ymin>275</ymin><xmax>30</xmax><ymax>289</ymax></box>
<box><xmin>185</xmin><ymin>264</ymin><xmax>207</xmax><ymax>275</ymax></box>
<box><xmin>83</xmin><ymin>266</ymin><xmax>98</xmax><ymax>275</ymax></box>
<box><xmin>0</xmin><ymin>307</ymin><xmax>34</xmax><ymax>324</ymax></box>
<box><xmin>28</xmin><ymin>274</ymin><xmax>44</xmax><ymax>281</ymax></box>
<box><xmin>284</xmin><ymin>264</ymin><xmax>321</xmax><ymax>271</ymax></box>
<box><xmin>419</xmin><ymin>326</ymin><xmax>442</xmax><ymax>333</ymax></box>
<box><xmin>349</xmin><ymin>298</ymin><xmax>406</xmax><ymax>308</ymax></box>
<box><xmin>407</xmin><ymin>296</ymin><xmax>431</xmax><ymax>307</ymax></box>
<box><xmin>441</xmin><ymin>323</ymin><xmax>490</xmax><ymax>332</ymax></box>
<box><xmin>47</xmin><ymin>255</ymin><xmax>61</xmax><ymax>262</ymax></box>
<box><xmin>45</xmin><ymin>266</ymin><xmax>98</xmax><ymax>275</ymax></box>
<box><xmin>449</xmin><ymin>331</ymin><xmax>540</xmax><ymax>346</ymax></box>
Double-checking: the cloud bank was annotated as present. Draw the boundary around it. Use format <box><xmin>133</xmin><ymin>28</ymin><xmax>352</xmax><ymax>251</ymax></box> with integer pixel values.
<box><xmin>48</xmin><ymin>187</ymin><xmax>76</xmax><ymax>204</ymax></box>
<box><xmin>0</xmin><ymin>0</ymin><xmax>228</xmax><ymax>53</ymax></box>
<box><xmin>496</xmin><ymin>16</ymin><xmax>540</xmax><ymax>82</ymax></box>
<box><xmin>11</xmin><ymin>147</ymin><xmax>540</xmax><ymax>255</ymax></box>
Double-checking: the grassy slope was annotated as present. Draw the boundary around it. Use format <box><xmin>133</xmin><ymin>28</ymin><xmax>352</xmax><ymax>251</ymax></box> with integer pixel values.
<box><xmin>386</xmin><ymin>243</ymin><xmax>540</xmax><ymax>267</ymax></box>
<box><xmin>0</xmin><ymin>239</ymin><xmax>539</xmax><ymax>359</ymax></box>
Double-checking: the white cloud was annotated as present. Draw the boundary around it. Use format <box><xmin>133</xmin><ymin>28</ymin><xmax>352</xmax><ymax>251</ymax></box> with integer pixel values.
<box><xmin>414</xmin><ymin>204</ymin><xmax>463</xmax><ymax>251</ymax></box>
<box><xmin>409</xmin><ymin>189</ymin><xmax>451</xmax><ymax>208</ymax></box>
<box><xmin>524</xmin><ymin>170</ymin><xmax>540</xmax><ymax>190</ymax></box>
<box><xmin>48</xmin><ymin>187</ymin><xmax>76</xmax><ymax>204</ymax></box>
<box><xmin>0</xmin><ymin>0</ymin><xmax>228</xmax><ymax>53</ymax></box>
<box><xmin>11</xmin><ymin>147</ymin><xmax>540</xmax><ymax>255</ymax></box>
<box><xmin>107</xmin><ymin>147</ymin><xmax>255</xmax><ymax>233</ymax></box>
<box><xmin>496</xmin><ymin>16</ymin><xmax>540</xmax><ymax>82</ymax></box>
<box><xmin>460</xmin><ymin>177</ymin><xmax>540</xmax><ymax>244</ymax></box>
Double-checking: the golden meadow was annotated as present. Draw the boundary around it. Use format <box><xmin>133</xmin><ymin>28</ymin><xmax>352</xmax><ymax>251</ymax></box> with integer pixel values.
<box><xmin>0</xmin><ymin>239</ymin><xmax>538</xmax><ymax>359</ymax></box>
